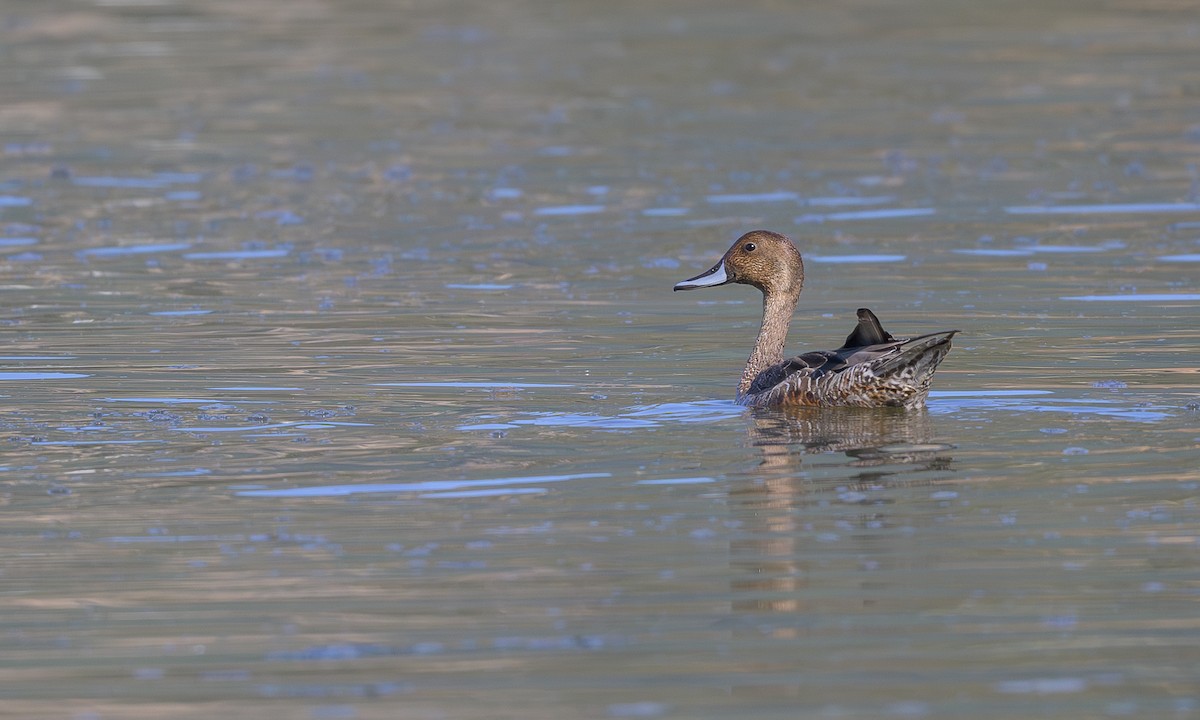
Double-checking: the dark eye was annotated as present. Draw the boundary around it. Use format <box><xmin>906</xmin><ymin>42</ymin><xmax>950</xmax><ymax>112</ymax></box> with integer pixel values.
<box><xmin>743</xmin><ymin>242</ymin><xmax>757</xmax><ymax>252</ymax></box>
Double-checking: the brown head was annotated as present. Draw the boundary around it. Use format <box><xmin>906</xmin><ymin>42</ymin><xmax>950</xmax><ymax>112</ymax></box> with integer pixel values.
<box><xmin>673</xmin><ymin>230</ymin><xmax>805</xmax><ymax>298</ymax></box>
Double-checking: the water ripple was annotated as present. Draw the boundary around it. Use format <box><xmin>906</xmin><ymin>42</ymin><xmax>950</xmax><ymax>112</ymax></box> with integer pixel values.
<box><xmin>513</xmin><ymin>413</ymin><xmax>660</xmax><ymax>429</ymax></box>
<box><xmin>930</xmin><ymin>391</ymin><xmax>1172</xmax><ymax>422</ymax></box>
<box><xmin>1006</xmin><ymin>203</ymin><xmax>1200</xmax><ymax>215</ymax></box>
<box><xmin>173</xmin><ymin>421</ymin><xmax>372</xmax><ymax>433</ymax></box>
<box><xmin>533</xmin><ymin>205</ymin><xmax>605</xmax><ymax>216</ymax></box>
<box><xmin>79</xmin><ymin>242</ymin><xmax>192</xmax><ymax>258</ymax></box>
<box><xmin>623</xmin><ymin>400</ymin><xmax>743</xmax><ymax>423</ymax></box>
<box><xmin>808</xmin><ymin>254</ymin><xmax>907</xmax><ymax>264</ymax></box>
<box><xmin>635</xmin><ymin>477</ymin><xmax>715</xmax><ymax>485</ymax></box>
<box><xmin>706</xmin><ymin>191</ymin><xmax>799</xmax><ymax>204</ymax></box>
<box><xmin>796</xmin><ymin>208</ymin><xmax>935</xmax><ymax>223</ymax></box>
<box><xmin>462</xmin><ymin>401</ymin><xmax>746</xmax><ymax>432</ymax></box>
<box><xmin>236</xmin><ymin>472</ymin><xmax>611</xmax><ymax>498</ymax></box>
<box><xmin>71</xmin><ymin>173</ymin><xmax>199</xmax><ymax>189</ymax></box>
<box><xmin>184</xmin><ymin>249</ymin><xmax>289</xmax><ymax>260</ymax></box>
<box><xmin>377</xmin><ymin>381</ymin><xmax>572</xmax><ymax>389</ymax></box>
<box><xmin>805</xmin><ymin>195</ymin><xmax>894</xmax><ymax>206</ymax></box>
<box><xmin>1060</xmin><ymin>293</ymin><xmax>1200</xmax><ymax>302</ymax></box>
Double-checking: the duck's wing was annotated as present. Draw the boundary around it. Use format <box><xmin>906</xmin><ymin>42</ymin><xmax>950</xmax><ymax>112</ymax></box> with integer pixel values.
<box><xmin>746</xmin><ymin>349</ymin><xmax>855</xmax><ymax>396</ymax></box>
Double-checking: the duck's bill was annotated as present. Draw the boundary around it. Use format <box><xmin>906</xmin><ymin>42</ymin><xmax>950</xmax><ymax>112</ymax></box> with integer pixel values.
<box><xmin>673</xmin><ymin>261</ymin><xmax>729</xmax><ymax>291</ymax></box>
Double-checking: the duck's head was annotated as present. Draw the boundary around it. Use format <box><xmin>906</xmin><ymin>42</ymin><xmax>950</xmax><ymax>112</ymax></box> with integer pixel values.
<box><xmin>673</xmin><ymin>230</ymin><xmax>804</xmax><ymax>297</ymax></box>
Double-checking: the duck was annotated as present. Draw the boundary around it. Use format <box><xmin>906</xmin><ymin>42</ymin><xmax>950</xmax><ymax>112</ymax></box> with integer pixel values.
<box><xmin>673</xmin><ymin>230</ymin><xmax>957</xmax><ymax>409</ymax></box>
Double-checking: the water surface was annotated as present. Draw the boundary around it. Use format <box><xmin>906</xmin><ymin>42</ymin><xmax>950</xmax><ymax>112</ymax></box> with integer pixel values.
<box><xmin>1</xmin><ymin>0</ymin><xmax>1198</xmax><ymax>718</ymax></box>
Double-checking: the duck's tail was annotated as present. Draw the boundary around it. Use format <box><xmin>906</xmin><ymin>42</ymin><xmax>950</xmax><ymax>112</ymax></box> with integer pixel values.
<box><xmin>875</xmin><ymin>330</ymin><xmax>958</xmax><ymax>379</ymax></box>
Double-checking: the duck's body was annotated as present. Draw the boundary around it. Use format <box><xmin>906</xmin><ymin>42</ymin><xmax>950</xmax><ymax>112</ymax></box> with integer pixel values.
<box><xmin>674</xmin><ymin>230</ymin><xmax>957</xmax><ymax>410</ymax></box>
<box><xmin>736</xmin><ymin>306</ymin><xmax>955</xmax><ymax>409</ymax></box>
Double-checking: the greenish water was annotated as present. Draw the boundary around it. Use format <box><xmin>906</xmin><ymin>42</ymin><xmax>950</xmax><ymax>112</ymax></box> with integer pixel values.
<box><xmin>1</xmin><ymin>1</ymin><xmax>1198</xmax><ymax>718</ymax></box>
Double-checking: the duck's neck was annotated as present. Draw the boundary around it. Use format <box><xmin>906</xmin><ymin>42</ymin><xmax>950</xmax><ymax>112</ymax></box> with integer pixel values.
<box><xmin>738</xmin><ymin>289</ymin><xmax>798</xmax><ymax>396</ymax></box>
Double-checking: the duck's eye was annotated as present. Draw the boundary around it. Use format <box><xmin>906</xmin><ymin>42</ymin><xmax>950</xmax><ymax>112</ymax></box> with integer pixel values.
<box><xmin>743</xmin><ymin>242</ymin><xmax>757</xmax><ymax>252</ymax></box>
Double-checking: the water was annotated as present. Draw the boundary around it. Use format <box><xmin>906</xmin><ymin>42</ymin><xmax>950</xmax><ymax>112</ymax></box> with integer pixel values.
<box><xmin>2</xmin><ymin>0</ymin><xmax>1199</xmax><ymax>718</ymax></box>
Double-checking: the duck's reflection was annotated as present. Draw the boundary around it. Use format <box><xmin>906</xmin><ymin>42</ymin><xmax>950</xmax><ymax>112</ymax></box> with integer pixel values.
<box><xmin>729</xmin><ymin>407</ymin><xmax>955</xmax><ymax>639</ymax></box>
<box><xmin>747</xmin><ymin>405</ymin><xmax>945</xmax><ymax>467</ymax></box>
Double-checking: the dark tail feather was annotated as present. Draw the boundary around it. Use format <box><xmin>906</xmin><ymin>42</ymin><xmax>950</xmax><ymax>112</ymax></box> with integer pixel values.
<box><xmin>842</xmin><ymin>308</ymin><xmax>896</xmax><ymax>348</ymax></box>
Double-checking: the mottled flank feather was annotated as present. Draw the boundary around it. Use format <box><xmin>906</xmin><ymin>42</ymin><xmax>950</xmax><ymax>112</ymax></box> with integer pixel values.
<box><xmin>675</xmin><ymin>231</ymin><xmax>958</xmax><ymax>409</ymax></box>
